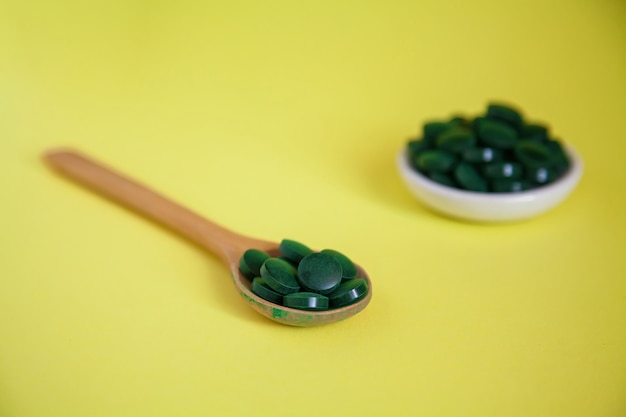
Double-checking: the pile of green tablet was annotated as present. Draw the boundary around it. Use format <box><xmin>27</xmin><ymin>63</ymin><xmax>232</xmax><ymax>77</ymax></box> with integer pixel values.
<box><xmin>406</xmin><ymin>103</ymin><xmax>571</xmax><ymax>192</ymax></box>
<box><xmin>239</xmin><ymin>239</ymin><xmax>369</xmax><ymax>311</ymax></box>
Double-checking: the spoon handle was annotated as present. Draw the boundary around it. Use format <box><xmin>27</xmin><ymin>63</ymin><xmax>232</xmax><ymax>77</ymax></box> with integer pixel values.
<box><xmin>43</xmin><ymin>149</ymin><xmax>263</xmax><ymax>263</ymax></box>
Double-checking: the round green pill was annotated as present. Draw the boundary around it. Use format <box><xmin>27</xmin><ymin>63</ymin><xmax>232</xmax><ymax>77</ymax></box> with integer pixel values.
<box><xmin>251</xmin><ymin>277</ymin><xmax>283</xmax><ymax>305</ymax></box>
<box><xmin>545</xmin><ymin>140</ymin><xmax>570</xmax><ymax>174</ymax></box>
<box><xmin>260</xmin><ymin>258</ymin><xmax>300</xmax><ymax>295</ymax></box>
<box><xmin>239</xmin><ymin>263</ymin><xmax>255</xmax><ymax>281</ymax></box>
<box><xmin>520</xmin><ymin>123</ymin><xmax>549</xmax><ymax>142</ymax></box>
<box><xmin>490</xmin><ymin>179</ymin><xmax>530</xmax><ymax>193</ymax></box>
<box><xmin>407</xmin><ymin>139</ymin><xmax>431</xmax><ymax>159</ymax></box>
<box><xmin>423</xmin><ymin>120</ymin><xmax>451</xmax><ymax>141</ymax></box>
<box><xmin>429</xmin><ymin>172</ymin><xmax>456</xmax><ymax>187</ymax></box>
<box><xmin>462</xmin><ymin>147</ymin><xmax>502</xmax><ymax>163</ymax></box>
<box><xmin>239</xmin><ymin>249</ymin><xmax>271</xmax><ymax>280</ymax></box>
<box><xmin>477</xmin><ymin>119</ymin><xmax>519</xmax><ymax>149</ymax></box>
<box><xmin>328</xmin><ymin>278</ymin><xmax>369</xmax><ymax>308</ymax></box>
<box><xmin>321</xmin><ymin>249</ymin><xmax>358</xmax><ymax>280</ymax></box>
<box><xmin>483</xmin><ymin>161</ymin><xmax>524</xmax><ymax>180</ymax></box>
<box><xmin>279</xmin><ymin>239</ymin><xmax>313</xmax><ymax>264</ymax></box>
<box><xmin>415</xmin><ymin>150</ymin><xmax>456</xmax><ymax>172</ymax></box>
<box><xmin>449</xmin><ymin>115</ymin><xmax>470</xmax><ymax>126</ymax></box>
<box><xmin>514</xmin><ymin>140</ymin><xmax>554</xmax><ymax>168</ymax></box>
<box><xmin>454</xmin><ymin>162</ymin><xmax>488</xmax><ymax>192</ymax></box>
<box><xmin>297</xmin><ymin>252</ymin><xmax>342</xmax><ymax>295</ymax></box>
<box><xmin>486</xmin><ymin>103</ymin><xmax>524</xmax><ymax>128</ymax></box>
<box><xmin>527</xmin><ymin>166</ymin><xmax>557</xmax><ymax>184</ymax></box>
<box><xmin>283</xmin><ymin>292</ymin><xmax>329</xmax><ymax>311</ymax></box>
<box><xmin>436</xmin><ymin>127</ymin><xmax>476</xmax><ymax>153</ymax></box>
<box><xmin>470</xmin><ymin>116</ymin><xmax>486</xmax><ymax>131</ymax></box>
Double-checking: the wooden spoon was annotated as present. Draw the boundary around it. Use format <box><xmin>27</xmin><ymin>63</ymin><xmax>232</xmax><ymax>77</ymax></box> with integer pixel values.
<box><xmin>43</xmin><ymin>149</ymin><xmax>372</xmax><ymax>327</ymax></box>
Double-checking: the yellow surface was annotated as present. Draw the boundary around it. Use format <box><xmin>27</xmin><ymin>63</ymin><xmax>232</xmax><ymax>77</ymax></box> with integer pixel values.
<box><xmin>1</xmin><ymin>0</ymin><xmax>625</xmax><ymax>416</ymax></box>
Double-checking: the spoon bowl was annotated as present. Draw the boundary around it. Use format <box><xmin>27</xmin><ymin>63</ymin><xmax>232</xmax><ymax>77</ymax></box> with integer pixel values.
<box><xmin>44</xmin><ymin>149</ymin><xmax>372</xmax><ymax>327</ymax></box>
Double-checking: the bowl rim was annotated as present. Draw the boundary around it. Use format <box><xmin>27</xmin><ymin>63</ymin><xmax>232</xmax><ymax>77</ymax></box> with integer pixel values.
<box><xmin>397</xmin><ymin>144</ymin><xmax>584</xmax><ymax>203</ymax></box>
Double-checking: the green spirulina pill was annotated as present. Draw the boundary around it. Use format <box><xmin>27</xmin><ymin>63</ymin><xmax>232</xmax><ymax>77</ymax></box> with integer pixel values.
<box><xmin>436</xmin><ymin>127</ymin><xmax>476</xmax><ymax>153</ymax></box>
<box><xmin>454</xmin><ymin>162</ymin><xmax>488</xmax><ymax>192</ymax></box>
<box><xmin>297</xmin><ymin>252</ymin><xmax>342</xmax><ymax>294</ymax></box>
<box><xmin>251</xmin><ymin>277</ymin><xmax>283</xmax><ymax>304</ymax></box>
<box><xmin>260</xmin><ymin>258</ymin><xmax>300</xmax><ymax>295</ymax></box>
<box><xmin>283</xmin><ymin>292</ymin><xmax>329</xmax><ymax>311</ymax></box>
<box><xmin>486</xmin><ymin>103</ymin><xmax>524</xmax><ymax>128</ymax></box>
<box><xmin>429</xmin><ymin>172</ymin><xmax>456</xmax><ymax>187</ymax></box>
<box><xmin>490</xmin><ymin>179</ymin><xmax>530</xmax><ymax>193</ymax></box>
<box><xmin>483</xmin><ymin>161</ymin><xmax>524</xmax><ymax>180</ymax></box>
<box><xmin>423</xmin><ymin>120</ymin><xmax>451</xmax><ymax>141</ymax></box>
<box><xmin>545</xmin><ymin>140</ymin><xmax>570</xmax><ymax>174</ymax></box>
<box><xmin>321</xmin><ymin>249</ymin><xmax>358</xmax><ymax>280</ymax></box>
<box><xmin>279</xmin><ymin>239</ymin><xmax>313</xmax><ymax>264</ymax></box>
<box><xmin>527</xmin><ymin>166</ymin><xmax>557</xmax><ymax>184</ymax></box>
<box><xmin>462</xmin><ymin>147</ymin><xmax>502</xmax><ymax>163</ymax></box>
<box><xmin>407</xmin><ymin>139</ymin><xmax>430</xmax><ymax>159</ymax></box>
<box><xmin>470</xmin><ymin>116</ymin><xmax>486</xmax><ymax>131</ymax></box>
<box><xmin>328</xmin><ymin>278</ymin><xmax>369</xmax><ymax>308</ymax></box>
<box><xmin>514</xmin><ymin>140</ymin><xmax>554</xmax><ymax>168</ymax></box>
<box><xmin>477</xmin><ymin>119</ymin><xmax>519</xmax><ymax>149</ymax></box>
<box><xmin>449</xmin><ymin>115</ymin><xmax>470</xmax><ymax>126</ymax></box>
<box><xmin>416</xmin><ymin>150</ymin><xmax>456</xmax><ymax>172</ymax></box>
<box><xmin>239</xmin><ymin>249</ymin><xmax>271</xmax><ymax>280</ymax></box>
<box><xmin>520</xmin><ymin>123</ymin><xmax>549</xmax><ymax>142</ymax></box>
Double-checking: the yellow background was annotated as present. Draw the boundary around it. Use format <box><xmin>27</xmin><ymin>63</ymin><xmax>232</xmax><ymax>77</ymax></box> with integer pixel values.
<box><xmin>1</xmin><ymin>0</ymin><xmax>625</xmax><ymax>416</ymax></box>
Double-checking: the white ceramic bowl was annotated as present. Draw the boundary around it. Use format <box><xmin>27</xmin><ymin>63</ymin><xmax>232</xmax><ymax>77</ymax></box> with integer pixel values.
<box><xmin>396</xmin><ymin>145</ymin><xmax>583</xmax><ymax>222</ymax></box>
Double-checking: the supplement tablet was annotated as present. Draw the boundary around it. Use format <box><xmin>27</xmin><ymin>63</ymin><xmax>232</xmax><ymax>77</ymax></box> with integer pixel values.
<box><xmin>483</xmin><ymin>162</ymin><xmax>524</xmax><ymax>180</ymax></box>
<box><xmin>251</xmin><ymin>277</ymin><xmax>283</xmax><ymax>304</ymax></box>
<box><xmin>279</xmin><ymin>239</ymin><xmax>314</xmax><ymax>263</ymax></box>
<box><xmin>283</xmin><ymin>292</ymin><xmax>329</xmax><ymax>311</ymax></box>
<box><xmin>429</xmin><ymin>172</ymin><xmax>456</xmax><ymax>187</ymax></box>
<box><xmin>436</xmin><ymin>127</ymin><xmax>476</xmax><ymax>153</ymax></box>
<box><xmin>486</xmin><ymin>103</ymin><xmax>523</xmax><ymax>128</ymax></box>
<box><xmin>328</xmin><ymin>278</ymin><xmax>369</xmax><ymax>308</ymax></box>
<box><xmin>260</xmin><ymin>258</ymin><xmax>301</xmax><ymax>295</ymax></box>
<box><xmin>423</xmin><ymin>120</ymin><xmax>451</xmax><ymax>141</ymax></box>
<box><xmin>321</xmin><ymin>249</ymin><xmax>357</xmax><ymax>281</ymax></box>
<box><xmin>239</xmin><ymin>249</ymin><xmax>271</xmax><ymax>280</ymax></box>
<box><xmin>476</xmin><ymin>119</ymin><xmax>518</xmax><ymax>149</ymax></box>
<box><xmin>416</xmin><ymin>150</ymin><xmax>456</xmax><ymax>172</ymax></box>
<box><xmin>490</xmin><ymin>179</ymin><xmax>530</xmax><ymax>193</ymax></box>
<box><xmin>520</xmin><ymin>123</ymin><xmax>549</xmax><ymax>142</ymax></box>
<box><xmin>297</xmin><ymin>252</ymin><xmax>342</xmax><ymax>295</ymax></box>
<box><xmin>462</xmin><ymin>147</ymin><xmax>502</xmax><ymax>164</ymax></box>
<box><xmin>454</xmin><ymin>162</ymin><xmax>488</xmax><ymax>192</ymax></box>
<box><xmin>514</xmin><ymin>140</ymin><xmax>554</xmax><ymax>168</ymax></box>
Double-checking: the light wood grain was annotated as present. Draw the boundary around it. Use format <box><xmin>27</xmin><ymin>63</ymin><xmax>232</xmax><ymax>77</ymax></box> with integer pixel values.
<box><xmin>43</xmin><ymin>149</ymin><xmax>372</xmax><ymax>326</ymax></box>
